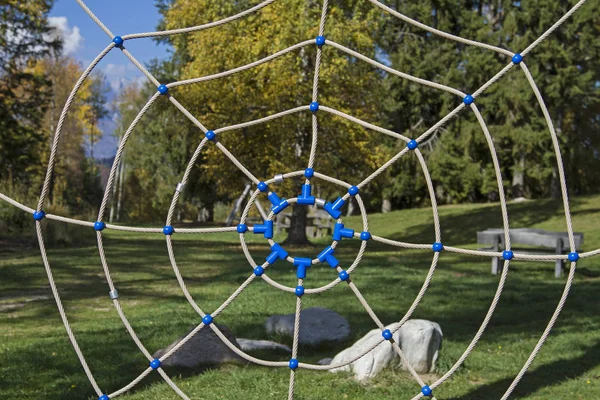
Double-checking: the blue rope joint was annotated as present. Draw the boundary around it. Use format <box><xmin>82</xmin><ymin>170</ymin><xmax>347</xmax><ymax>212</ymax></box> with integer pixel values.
<box><xmin>339</xmin><ymin>270</ymin><xmax>349</xmax><ymax>281</ymax></box>
<box><xmin>422</xmin><ymin>385</ymin><xmax>433</xmax><ymax>397</ymax></box>
<box><xmin>268</xmin><ymin>192</ymin><xmax>289</xmax><ymax>215</ymax></box>
<box><xmin>266</xmin><ymin>243</ymin><xmax>288</xmax><ymax>265</ymax></box>
<box><xmin>112</xmin><ymin>36</ymin><xmax>123</xmax><ymax>47</ymax></box>
<box><xmin>333</xmin><ymin>223</ymin><xmax>354</xmax><ymax>241</ymax></box>
<box><xmin>382</xmin><ymin>329</ymin><xmax>393</xmax><ymax>340</ymax></box>
<box><xmin>253</xmin><ymin>220</ymin><xmax>273</xmax><ymax>239</ymax></box>
<box><xmin>317</xmin><ymin>246</ymin><xmax>339</xmax><ymax>268</ymax></box>
<box><xmin>205</xmin><ymin>130</ymin><xmax>216</xmax><ymax>141</ymax></box>
<box><xmin>432</xmin><ymin>242</ymin><xmax>444</xmax><ymax>252</ymax></box>
<box><xmin>158</xmin><ymin>84</ymin><xmax>169</xmax><ymax>95</ymax></box>
<box><xmin>512</xmin><ymin>53</ymin><xmax>523</xmax><ymax>64</ymax></box>
<box><xmin>297</xmin><ymin>184</ymin><xmax>315</xmax><ymax>205</ymax></box>
<box><xmin>293</xmin><ymin>258</ymin><xmax>312</xmax><ymax>279</ymax></box>
<box><xmin>324</xmin><ymin>197</ymin><xmax>345</xmax><ymax>219</ymax></box>
<box><xmin>289</xmin><ymin>358</ymin><xmax>299</xmax><ymax>370</ymax></box>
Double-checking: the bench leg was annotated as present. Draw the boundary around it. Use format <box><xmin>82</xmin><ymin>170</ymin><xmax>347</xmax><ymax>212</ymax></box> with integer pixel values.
<box><xmin>491</xmin><ymin>236</ymin><xmax>500</xmax><ymax>275</ymax></box>
<box><xmin>555</xmin><ymin>238</ymin><xmax>564</xmax><ymax>278</ymax></box>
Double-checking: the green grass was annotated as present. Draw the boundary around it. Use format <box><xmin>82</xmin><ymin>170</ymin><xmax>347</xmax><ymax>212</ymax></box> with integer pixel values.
<box><xmin>1</xmin><ymin>195</ymin><xmax>600</xmax><ymax>399</ymax></box>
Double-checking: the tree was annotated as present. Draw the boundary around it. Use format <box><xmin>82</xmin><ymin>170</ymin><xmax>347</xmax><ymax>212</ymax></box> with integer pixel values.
<box><xmin>377</xmin><ymin>0</ymin><xmax>600</xmax><ymax>206</ymax></box>
<box><xmin>159</xmin><ymin>0</ymin><xmax>389</xmax><ymax>243</ymax></box>
<box><xmin>0</xmin><ymin>0</ymin><xmax>59</xmax><ymax>186</ymax></box>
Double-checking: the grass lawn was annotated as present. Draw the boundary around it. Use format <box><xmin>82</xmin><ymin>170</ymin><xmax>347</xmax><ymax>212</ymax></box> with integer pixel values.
<box><xmin>1</xmin><ymin>194</ymin><xmax>599</xmax><ymax>399</ymax></box>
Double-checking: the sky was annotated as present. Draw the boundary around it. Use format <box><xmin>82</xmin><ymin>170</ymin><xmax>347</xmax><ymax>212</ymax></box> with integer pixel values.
<box><xmin>49</xmin><ymin>0</ymin><xmax>171</xmax><ymax>158</ymax></box>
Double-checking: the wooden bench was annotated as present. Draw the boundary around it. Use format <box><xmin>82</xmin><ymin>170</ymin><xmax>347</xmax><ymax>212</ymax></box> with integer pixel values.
<box><xmin>275</xmin><ymin>210</ymin><xmax>333</xmax><ymax>238</ymax></box>
<box><xmin>476</xmin><ymin>228</ymin><xmax>584</xmax><ymax>278</ymax></box>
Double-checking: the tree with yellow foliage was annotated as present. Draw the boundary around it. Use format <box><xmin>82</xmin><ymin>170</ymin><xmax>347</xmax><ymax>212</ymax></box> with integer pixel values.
<box><xmin>157</xmin><ymin>0</ymin><xmax>390</xmax><ymax>243</ymax></box>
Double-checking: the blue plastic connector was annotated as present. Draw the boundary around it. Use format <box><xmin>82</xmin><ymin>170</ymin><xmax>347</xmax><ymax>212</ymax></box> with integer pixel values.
<box><xmin>324</xmin><ymin>197</ymin><xmax>346</xmax><ymax>219</ymax></box>
<box><xmin>407</xmin><ymin>140</ymin><xmax>418</xmax><ymax>150</ymax></box>
<box><xmin>339</xmin><ymin>270</ymin><xmax>349</xmax><ymax>281</ymax></box>
<box><xmin>99</xmin><ymin>395</ymin><xmax>110</xmax><ymax>400</ymax></box>
<box><xmin>295</xmin><ymin>285</ymin><xmax>305</xmax><ymax>297</ymax></box>
<box><xmin>237</xmin><ymin>224</ymin><xmax>248</xmax><ymax>233</ymax></box>
<box><xmin>382</xmin><ymin>329</ymin><xmax>393</xmax><ymax>341</ymax></box>
<box><xmin>289</xmin><ymin>358</ymin><xmax>299</xmax><ymax>370</ymax></box>
<box><xmin>310</xmin><ymin>101</ymin><xmax>319</xmax><ymax>112</ymax></box>
<box><xmin>316</xmin><ymin>247</ymin><xmax>340</xmax><ymax>268</ymax></box>
<box><xmin>253</xmin><ymin>220</ymin><xmax>274</xmax><ymax>239</ymax></box>
<box><xmin>163</xmin><ymin>225</ymin><xmax>174</xmax><ymax>235</ymax></box>
<box><xmin>502</xmin><ymin>250</ymin><xmax>514</xmax><ymax>260</ymax></box>
<box><xmin>267</xmin><ymin>192</ymin><xmax>289</xmax><ymax>214</ymax></box>
<box><xmin>463</xmin><ymin>94</ymin><xmax>474</xmax><ymax>105</ymax></box>
<box><xmin>333</xmin><ymin>223</ymin><xmax>354</xmax><ymax>241</ymax></box>
<box><xmin>205</xmin><ymin>130</ymin><xmax>216</xmax><ymax>141</ymax></box>
<box><xmin>568</xmin><ymin>252</ymin><xmax>579</xmax><ymax>262</ymax></box>
<box><xmin>294</xmin><ymin>258</ymin><xmax>312</xmax><ymax>279</ymax></box>
<box><xmin>112</xmin><ymin>36</ymin><xmax>124</xmax><ymax>47</ymax></box>
<box><xmin>257</xmin><ymin>181</ymin><xmax>268</xmax><ymax>192</ymax></box>
<box><xmin>348</xmin><ymin>186</ymin><xmax>359</xmax><ymax>196</ymax></box>
<box><xmin>325</xmin><ymin>254</ymin><xmax>339</xmax><ymax>268</ymax></box>
<box><xmin>360</xmin><ymin>231</ymin><xmax>371</xmax><ymax>241</ymax></box>
<box><xmin>432</xmin><ymin>242</ymin><xmax>444</xmax><ymax>252</ymax></box>
<box><xmin>150</xmin><ymin>358</ymin><xmax>161</xmax><ymax>370</ymax></box>
<box><xmin>94</xmin><ymin>221</ymin><xmax>106</xmax><ymax>232</ymax></box>
<box><xmin>512</xmin><ymin>53</ymin><xmax>523</xmax><ymax>64</ymax></box>
<box><xmin>305</xmin><ymin>168</ymin><xmax>314</xmax><ymax>179</ymax></box>
<box><xmin>317</xmin><ymin>246</ymin><xmax>335</xmax><ymax>262</ymax></box>
<box><xmin>158</xmin><ymin>84</ymin><xmax>169</xmax><ymax>95</ymax></box>
<box><xmin>33</xmin><ymin>211</ymin><xmax>46</xmax><ymax>221</ymax></box>
<box><xmin>254</xmin><ymin>266</ymin><xmax>265</xmax><ymax>276</ymax></box>
<box><xmin>202</xmin><ymin>314</ymin><xmax>213</xmax><ymax>325</ymax></box>
<box><xmin>297</xmin><ymin>184</ymin><xmax>315</xmax><ymax>205</ymax></box>
<box><xmin>422</xmin><ymin>385</ymin><xmax>433</xmax><ymax>397</ymax></box>
<box><xmin>266</xmin><ymin>243</ymin><xmax>288</xmax><ymax>265</ymax></box>
<box><xmin>315</xmin><ymin>35</ymin><xmax>326</xmax><ymax>47</ymax></box>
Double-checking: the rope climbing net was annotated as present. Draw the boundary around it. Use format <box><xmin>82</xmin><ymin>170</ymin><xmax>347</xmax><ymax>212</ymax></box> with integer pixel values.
<box><xmin>1</xmin><ymin>0</ymin><xmax>599</xmax><ymax>399</ymax></box>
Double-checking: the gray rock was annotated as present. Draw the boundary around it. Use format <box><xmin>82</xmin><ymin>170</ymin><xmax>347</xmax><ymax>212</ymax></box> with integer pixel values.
<box><xmin>153</xmin><ymin>324</ymin><xmax>244</xmax><ymax>368</ymax></box>
<box><xmin>265</xmin><ymin>307</ymin><xmax>350</xmax><ymax>346</ymax></box>
<box><xmin>330</xmin><ymin>319</ymin><xmax>442</xmax><ymax>381</ymax></box>
<box><xmin>237</xmin><ymin>338</ymin><xmax>291</xmax><ymax>353</ymax></box>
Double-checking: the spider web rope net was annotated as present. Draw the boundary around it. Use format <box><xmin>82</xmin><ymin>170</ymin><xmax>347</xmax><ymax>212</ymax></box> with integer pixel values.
<box><xmin>0</xmin><ymin>0</ymin><xmax>597</xmax><ymax>399</ymax></box>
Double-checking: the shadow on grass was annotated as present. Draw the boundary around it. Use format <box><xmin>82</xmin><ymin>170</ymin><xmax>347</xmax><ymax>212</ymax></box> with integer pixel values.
<box><xmin>448</xmin><ymin>340</ymin><xmax>600</xmax><ymax>399</ymax></box>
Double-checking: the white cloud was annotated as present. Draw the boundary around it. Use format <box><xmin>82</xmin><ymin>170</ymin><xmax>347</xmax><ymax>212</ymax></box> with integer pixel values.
<box><xmin>47</xmin><ymin>16</ymin><xmax>83</xmax><ymax>56</ymax></box>
<box><xmin>103</xmin><ymin>63</ymin><xmax>146</xmax><ymax>92</ymax></box>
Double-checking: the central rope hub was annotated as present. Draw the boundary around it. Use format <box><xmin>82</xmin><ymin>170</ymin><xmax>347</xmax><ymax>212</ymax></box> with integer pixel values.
<box><xmin>237</xmin><ymin>170</ymin><xmax>371</xmax><ymax>292</ymax></box>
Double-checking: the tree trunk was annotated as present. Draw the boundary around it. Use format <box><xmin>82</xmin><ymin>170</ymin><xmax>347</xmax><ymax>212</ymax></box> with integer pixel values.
<box><xmin>381</xmin><ymin>198</ymin><xmax>392</xmax><ymax>213</ymax></box>
<box><xmin>512</xmin><ymin>153</ymin><xmax>525</xmax><ymax>199</ymax></box>
<box><xmin>283</xmin><ymin>205</ymin><xmax>311</xmax><ymax>246</ymax></box>
<box><xmin>205</xmin><ymin>203</ymin><xmax>214</xmax><ymax>223</ymax></box>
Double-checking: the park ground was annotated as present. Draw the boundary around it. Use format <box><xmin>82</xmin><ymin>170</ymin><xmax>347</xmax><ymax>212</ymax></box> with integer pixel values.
<box><xmin>1</xmin><ymin>194</ymin><xmax>599</xmax><ymax>399</ymax></box>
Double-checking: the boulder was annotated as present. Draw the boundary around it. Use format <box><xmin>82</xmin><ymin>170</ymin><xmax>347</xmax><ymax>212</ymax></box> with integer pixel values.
<box><xmin>265</xmin><ymin>307</ymin><xmax>350</xmax><ymax>346</ymax></box>
<box><xmin>237</xmin><ymin>338</ymin><xmax>291</xmax><ymax>353</ymax></box>
<box><xmin>329</xmin><ymin>319</ymin><xmax>442</xmax><ymax>380</ymax></box>
<box><xmin>153</xmin><ymin>324</ymin><xmax>244</xmax><ymax>368</ymax></box>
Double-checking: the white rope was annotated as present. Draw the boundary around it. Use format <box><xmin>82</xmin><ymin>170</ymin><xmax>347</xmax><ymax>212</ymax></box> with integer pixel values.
<box><xmin>0</xmin><ymin>0</ymin><xmax>592</xmax><ymax>398</ymax></box>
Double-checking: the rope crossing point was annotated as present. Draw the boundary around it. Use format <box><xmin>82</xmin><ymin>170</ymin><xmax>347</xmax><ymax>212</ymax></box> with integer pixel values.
<box><xmin>0</xmin><ymin>0</ymin><xmax>596</xmax><ymax>399</ymax></box>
